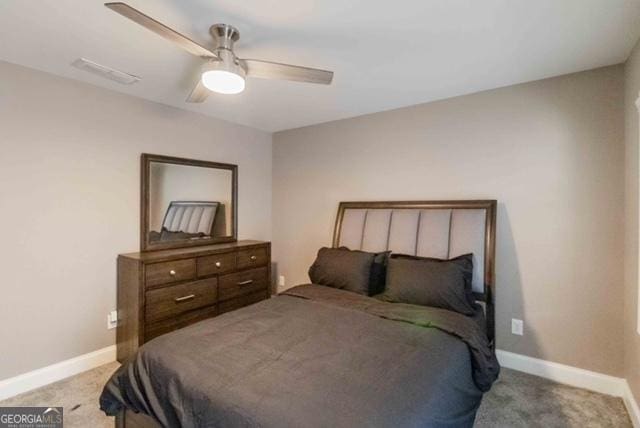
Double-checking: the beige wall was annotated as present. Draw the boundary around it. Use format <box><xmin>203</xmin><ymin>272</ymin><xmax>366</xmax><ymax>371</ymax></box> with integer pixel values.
<box><xmin>273</xmin><ymin>65</ymin><xmax>626</xmax><ymax>376</ymax></box>
<box><xmin>624</xmin><ymin>38</ymin><xmax>640</xmax><ymax>402</ymax></box>
<box><xmin>0</xmin><ymin>61</ymin><xmax>272</xmax><ymax>381</ymax></box>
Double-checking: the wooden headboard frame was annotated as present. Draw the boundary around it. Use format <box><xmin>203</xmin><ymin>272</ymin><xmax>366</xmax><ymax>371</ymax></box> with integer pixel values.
<box><xmin>332</xmin><ymin>200</ymin><xmax>497</xmax><ymax>347</ymax></box>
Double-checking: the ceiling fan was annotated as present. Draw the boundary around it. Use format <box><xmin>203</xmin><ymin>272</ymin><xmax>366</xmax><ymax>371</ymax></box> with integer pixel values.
<box><xmin>104</xmin><ymin>2</ymin><xmax>334</xmax><ymax>102</ymax></box>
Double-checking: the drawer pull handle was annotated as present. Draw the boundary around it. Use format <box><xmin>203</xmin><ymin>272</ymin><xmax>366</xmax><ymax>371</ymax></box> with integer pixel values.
<box><xmin>174</xmin><ymin>294</ymin><xmax>195</xmax><ymax>303</ymax></box>
<box><xmin>237</xmin><ymin>280</ymin><xmax>254</xmax><ymax>286</ymax></box>
<box><xmin>169</xmin><ymin>270</ymin><xmax>176</xmax><ymax>276</ymax></box>
<box><xmin>250</xmin><ymin>255</ymin><xmax>257</xmax><ymax>261</ymax></box>
<box><xmin>215</xmin><ymin>262</ymin><xmax>222</xmax><ymax>268</ymax></box>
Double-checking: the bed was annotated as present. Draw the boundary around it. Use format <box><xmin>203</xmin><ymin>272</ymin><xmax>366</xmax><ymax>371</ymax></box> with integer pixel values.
<box><xmin>101</xmin><ymin>200</ymin><xmax>498</xmax><ymax>428</ymax></box>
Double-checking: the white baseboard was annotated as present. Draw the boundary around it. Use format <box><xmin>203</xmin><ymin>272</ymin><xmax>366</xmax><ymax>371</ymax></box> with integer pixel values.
<box><xmin>497</xmin><ymin>349</ymin><xmax>639</xmax><ymax>427</ymax></box>
<box><xmin>0</xmin><ymin>345</ymin><xmax>116</xmax><ymax>401</ymax></box>
<box><xmin>496</xmin><ymin>349</ymin><xmax>626</xmax><ymax>396</ymax></box>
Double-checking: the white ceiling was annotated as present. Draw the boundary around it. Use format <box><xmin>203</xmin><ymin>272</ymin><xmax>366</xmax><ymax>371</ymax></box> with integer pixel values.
<box><xmin>1</xmin><ymin>0</ymin><xmax>640</xmax><ymax>132</ymax></box>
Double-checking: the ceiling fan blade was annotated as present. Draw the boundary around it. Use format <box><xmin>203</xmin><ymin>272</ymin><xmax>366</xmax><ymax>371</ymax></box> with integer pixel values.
<box><xmin>104</xmin><ymin>2</ymin><xmax>218</xmax><ymax>59</ymax></box>
<box><xmin>186</xmin><ymin>77</ymin><xmax>209</xmax><ymax>103</ymax></box>
<box><xmin>240</xmin><ymin>59</ymin><xmax>333</xmax><ymax>85</ymax></box>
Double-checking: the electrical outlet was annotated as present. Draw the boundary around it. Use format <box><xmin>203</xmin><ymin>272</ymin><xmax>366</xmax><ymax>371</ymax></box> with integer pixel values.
<box><xmin>278</xmin><ymin>275</ymin><xmax>286</xmax><ymax>287</ymax></box>
<box><xmin>511</xmin><ymin>318</ymin><xmax>524</xmax><ymax>336</ymax></box>
<box><xmin>107</xmin><ymin>311</ymin><xmax>118</xmax><ymax>330</ymax></box>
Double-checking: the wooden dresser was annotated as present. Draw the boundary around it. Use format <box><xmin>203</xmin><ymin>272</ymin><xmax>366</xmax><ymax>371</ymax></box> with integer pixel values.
<box><xmin>116</xmin><ymin>240</ymin><xmax>271</xmax><ymax>362</ymax></box>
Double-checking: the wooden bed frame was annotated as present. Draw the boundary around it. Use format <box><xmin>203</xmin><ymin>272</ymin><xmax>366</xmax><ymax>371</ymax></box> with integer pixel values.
<box><xmin>116</xmin><ymin>199</ymin><xmax>497</xmax><ymax>427</ymax></box>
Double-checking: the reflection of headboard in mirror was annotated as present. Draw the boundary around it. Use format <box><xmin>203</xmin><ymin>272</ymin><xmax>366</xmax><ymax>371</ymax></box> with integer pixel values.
<box><xmin>332</xmin><ymin>200</ymin><xmax>497</xmax><ymax>346</ymax></box>
<box><xmin>141</xmin><ymin>153</ymin><xmax>238</xmax><ymax>252</ymax></box>
<box><xmin>162</xmin><ymin>201</ymin><xmax>220</xmax><ymax>234</ymax></box>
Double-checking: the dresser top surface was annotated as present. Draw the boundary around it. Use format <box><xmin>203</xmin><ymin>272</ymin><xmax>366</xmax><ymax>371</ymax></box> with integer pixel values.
<box><xmin>120</xmin><ymin>240</ymin><xmax>269</xmax><ymax>263</ymax></box>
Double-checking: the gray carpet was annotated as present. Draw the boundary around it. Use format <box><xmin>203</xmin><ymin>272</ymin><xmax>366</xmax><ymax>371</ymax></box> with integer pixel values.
<box><xmin>476</xmin><ymin>369</ymin><xmax>631</xmax><ymax>427</ymax></box>
<box><xmin>0</xmin><ymin>362</ymin><xmax>119</xmax><ymax>428</ymax></box>
<box><xmin>0</xmin><ymin>364</ymin><xmax>631</xmax><ymax>427</ymax></box>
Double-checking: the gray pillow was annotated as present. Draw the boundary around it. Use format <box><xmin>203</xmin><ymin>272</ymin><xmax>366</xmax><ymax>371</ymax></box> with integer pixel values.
<box><xmin>308</xmin><ymin>247</ymin><xmax>375</xmax><ymax>295</ymax></box>
<box><xmin>378</xmin><ymin>253</ymin><xmax>476</xmax><ymax>315</ymax></box>
<box><xmin>337</xmin><ymin>247</ymin><xmax>390</xmax><ymax>296</ymax></box>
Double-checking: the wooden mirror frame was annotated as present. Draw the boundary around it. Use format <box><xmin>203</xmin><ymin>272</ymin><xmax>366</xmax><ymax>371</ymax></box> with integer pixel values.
<box><xmin>140</xmin><ymin>153</ymin><xmax>238</xmax><ymax>252</ymax></box>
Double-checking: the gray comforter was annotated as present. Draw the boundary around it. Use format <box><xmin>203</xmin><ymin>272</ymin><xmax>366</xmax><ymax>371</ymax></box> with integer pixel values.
<box><xmin>100</xmin><ymin>285</ymin><xmax>499</xmax><ymax>428</ymax></box>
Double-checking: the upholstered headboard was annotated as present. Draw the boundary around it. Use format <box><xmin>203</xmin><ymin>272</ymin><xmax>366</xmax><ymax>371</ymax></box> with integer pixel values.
<box><xmin>162</xmin><ymin>201</ymin><xmax>219</xmax><ymax>235</ymax></box>
<box><xmin>332</xmin><ymin>200</ymin><xmax>497</xmax><ymax>345</ymax></box>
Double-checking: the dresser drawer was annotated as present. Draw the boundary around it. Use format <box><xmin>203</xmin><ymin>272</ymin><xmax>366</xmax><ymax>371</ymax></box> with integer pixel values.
<box><xmin>218</xmin><ymin>290</ymin><xmax>268</xmax><ymax>315</ymax></box>
<box><xmin>145</xmin><ymin>305</ymin><xmax>217</xmax><ymax>341</ymax></box>
<box><xmin>218</xmin><ymin>267</ymin><xmax>268</xmax><ymax>301</ymax></box>
<box><xmin>145</xmin><ymin>278</ymin><xmax>217</xmax><ymax>323</ymax></box>
<box><xmin>197</xmin><ymin>252</ymin><xmax>237</xmax><ymax>277</ymax></box>
<box><xmin>145</xmin><ymin>258</ymin><xmax>196</xmax><ymax>288</ymax></box>
<box><xmin>237</xmin><ymin>247</ymin><xmax>268</xmax><ymax>270</ymax></box>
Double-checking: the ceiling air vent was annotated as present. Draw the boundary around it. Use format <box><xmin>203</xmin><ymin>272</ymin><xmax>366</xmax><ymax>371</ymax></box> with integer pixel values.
<box><xmin>71</xmin><ymin>58</ymin><xmax>141</xmax><ymax>85</ymax></box>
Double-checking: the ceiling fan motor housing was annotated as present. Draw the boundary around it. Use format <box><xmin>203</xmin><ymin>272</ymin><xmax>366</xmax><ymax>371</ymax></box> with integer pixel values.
<box><xmin>210</xmin><ymin>23</ymin><xmax>240</xmax><ymax>51</ymax></box>
<box><xmin>209</xmin><ymin>49</ymin><xmax>246</xmax><ymax>74</ymax></box>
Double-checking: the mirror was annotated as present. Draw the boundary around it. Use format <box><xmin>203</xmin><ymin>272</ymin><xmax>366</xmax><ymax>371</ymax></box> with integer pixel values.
<box><xmin>141</xmin><ymin>154</ymin><xmax>237</xmax><ymax>251</ymax></box>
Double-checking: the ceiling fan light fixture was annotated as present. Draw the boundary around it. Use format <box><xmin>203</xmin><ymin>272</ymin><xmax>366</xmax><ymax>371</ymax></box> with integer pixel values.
<box><xmin>201</xmin><ymin>59</ymin><xmax>245</xmax><ymax>95</ymax></box>
<box><xmin>202</xmin><ymin>70</ymin><xmax>245</xmax><ymax>94</ymax></box>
